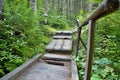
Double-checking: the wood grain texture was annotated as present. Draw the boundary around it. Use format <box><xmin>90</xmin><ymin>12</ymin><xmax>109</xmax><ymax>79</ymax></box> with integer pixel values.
<box><xmin>55</xmin><ymin>30</ymin><xmax>73</xmax><ymax>36</ymax></box>
<box><xmin>46</xmin><ymin>39</ymin><xmax>72</xmax><ymax>53</ymax></box>
<box><xmin>62</xmin><ymin>40</ymin><xmax>72</xmax><ymax>51</ymax></box>
<box><xmin>71</xmin><ymin>60</ymin><xmax>79</xmax><ymax>80</ymax></box>
<box><xmin>53</xmin><ymin>39</ymin><xmax>64</xmax><ymax>50</ymax></box>
<box><xmin>43</xmin><ymin>53</ymin><xmax>71</xmax><ymax>61</ymax></box>
<box><xmin>53</xmin><ymin>36</ymin><xmax>72</xmax><ymax>39</ymax></box>
<box><xmin>46</xmin><ymin>39</ymin><xmax>57</xmax><ymax>51</ymax></box>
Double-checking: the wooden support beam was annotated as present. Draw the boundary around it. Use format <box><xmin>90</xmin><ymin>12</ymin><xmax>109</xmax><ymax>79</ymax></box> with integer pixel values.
<box><xmin>84</xmin><ymin>20</ymin><xmax>95</xmax><ymax>80</ymax></box>
<box><xmin>76</xmin><ymin>19</ymin><xmax>82</xmax><ymax>57</ymax></box>
<box><xmin>80</xmin><ymin>37</ymin><xmax>87</xmax><ymax>50</ymax></box>
<box><xmin>75</xmin><ymin>27</ymin><xmax>82</xmax><ymax>57</ymax></box>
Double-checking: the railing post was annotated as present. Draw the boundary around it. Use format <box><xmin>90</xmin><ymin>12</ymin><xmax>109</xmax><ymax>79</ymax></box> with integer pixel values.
<box><xmin>75</xmin><ymin>27</ymin><xmax>81</xmax><ymax>57</ymax></box>
<box><xmin>84</xmin><ymin>20</ymin><xmax>95</xmax><ymax>80</ymax></box>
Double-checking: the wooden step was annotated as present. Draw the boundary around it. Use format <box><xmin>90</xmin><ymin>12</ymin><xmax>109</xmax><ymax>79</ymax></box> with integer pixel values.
<box><xmin>46</xmin><ymin>39</ymin><xmax>72</xmax><ymax>54</ymax></box>
<box><xmin>0</xmin><ymin>54</ymin><xmax>78</xmax><ymax>80</ymax></box>
<box><xmin>53</xmin><ymin>35</ymin><xmax>72</xmax><ymax>39</ymax></box>
<box><xmin>43</xmin><ymin>53</ymin><xmax>71</xmax><ymax>61</ymax></box>
<box><xmin>55</xmin><ymin>31</ymin><xmax>73</xmax><ymax>36</ymax></box>
<box><xmin>18</xmin><ymin>60</ymin><xmax>71</xmax><ymax>80</ymax></box>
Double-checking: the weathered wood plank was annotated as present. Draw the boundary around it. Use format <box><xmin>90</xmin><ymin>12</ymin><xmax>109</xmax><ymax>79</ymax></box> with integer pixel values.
<box><xmin>18</xmin><ymin>60</ymin><xmax>70</xmax><ymax>80</ymax></box>
<box><xmin>53</xmin><ymin>39</ymin><xmax>64</xmax><ymax>50</ymax></box>
<box><xmin>62</xmin><ymin>40</ymin><xmax>72</xmax><ymax>51</ymax></box>
<box><xmin>46</xmin><ymin>39</ymin><xmax>57</xmax><ymax>51</ymax></box>
<box><xmin>62</xmin><ymin>30</ymin><xmax>73</xmax><ymax>35</ymax></box>
<box><xmin>53</xmin><ymin>36</ymin><xmax>72</xmax><ymax>39</ymax></box>
<box><xmin>55</xmin><ymin>31</ymin><xmax>63</xmax><ymax>35</ymax></box>
<box><xmin>46</xmin><ymin>39</ymin><xmax>72</xmax><ymax>53</ymax></box>
<box><xmin>71</xmin><ymin>60</ymin><xmax>79</xmax><ymax>80</ymax></box>
<box><xmin>43</xmin><ymin>53</ymin><xmax>71</xmax><ymax>61</ymax></box>
<box><xmin>55</xmin><ymin>30</ymin><xmax>73</xmax><ymax>36</ymax></box>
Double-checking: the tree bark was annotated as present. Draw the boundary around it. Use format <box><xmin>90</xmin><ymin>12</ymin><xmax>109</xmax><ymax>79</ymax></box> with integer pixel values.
<box><xmin>67</xmin><ymin>0</ymin><xmax>70</xmax><ymax>26</ymax></box>
<box><xmin>51</xmin><ymin>0</ymin><xmax>55</xmax><ymax>10</ymax></box>
<box><xmin>0</xmin><ymin>0</ymin><xmax>4</xmax><ymax>20</ymax></box>
<box><xmin>62</xmin><ymin>0</ymin><xmax>66</xmax><ymax>17</ymax></box>
<box><xmin>44</xmin><ymin>0</ymin><xmax>48</xmax><ymax>13</ymax></box>
<box><xmin>54</xmin><ymin>0</ymin><xmax>58</xmax><ymax>11</ymax></box>
<box><xmin>29</xmin><ymin>0</ymin><xmax>37</xmax><ymax>11</ymax></box>
<box><xmin>71</xmin><ymin>0</ymin><xmax>74</xmax><ymax>15</ymax></box>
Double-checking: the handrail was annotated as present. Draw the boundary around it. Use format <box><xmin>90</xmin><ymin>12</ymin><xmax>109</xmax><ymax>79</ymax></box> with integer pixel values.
<box><xmin>76</xmin><ymin>0</ymin><xmax>119</xmax><ymax>80</ymax></box>
<box><xmin>78</xmin><ymin>0</ymin><xmax>119</xmax><ymax>28</ymax></box>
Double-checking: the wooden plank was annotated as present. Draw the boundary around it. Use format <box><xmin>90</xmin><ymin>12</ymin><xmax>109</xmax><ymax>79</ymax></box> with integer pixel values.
<box><xmin>53</xmin><ymin>36</ymin><xmax>72</xmax><ymax>39</ymax></box>
<box><xmin>71</xmin><ymin>60</ymin><xmax>79</xmax><ymax>80</ymax></box>
<box><xmin>62</xmin><ymin>40</ymin><xmax>72</xmax><ymax>51</ymax></box>
<box><xmin>18</xmin><ymin>60</ymin><xmax>70</xmax><ymax>80</ymax></box>
<box><xmin>46</xmin><ymin>39</ymin><xmax>72</xmax><ymax>53</ymax></box>
<box><xmin>55</xmin><ymin>31</ymin><xmax>73</xmax><ymax>36</ymax></box>
<box><xmin>62</xmin><ymin>31</ymin><xmax>73</xmax><ymax>35</ymax></box>
<box><xmin>0</xmin><ymin>54</ymin><xmax>42</xmax><ymax>80</ymax></box>
<box><xmin>53</xmin><ymin>39</ymin><xmax>64</xmax><ymax>50</ymax></box>
<box><xmin>46</xmin><ymin>39</ymin><xmax>57</xmax><ymax>51</ymax></box>
<box><xmin>55</xmin><ymin>31</ymin><xmax>63</xmax><ymax>35</ymax></box>
<box><xmin>43</xmin><ymin>53</ymin><xmax>71</xmax><ymax>61</ymax></box>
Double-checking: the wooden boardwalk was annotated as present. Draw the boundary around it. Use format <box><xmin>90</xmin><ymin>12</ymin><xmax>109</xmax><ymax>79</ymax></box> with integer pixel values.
<box><xmin>0</xmin><ymin>30</ymin><xmax>78</xmax><ymax>80</ymax></box>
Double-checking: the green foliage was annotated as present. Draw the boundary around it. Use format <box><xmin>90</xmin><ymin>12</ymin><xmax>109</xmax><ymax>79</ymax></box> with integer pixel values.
<box><xmin>0</xmin><ymin>0</ymin><xmax>70</xmax><ymax>77</ymax></box>
<box><xmin>0</xmin><ymin>0</ymin><xmax>51</xmax><ymax>77</ymax></box>
<box><xmin>92</xmin><ymin>58</ymin><xmax>115</xmax><ymax>79</ymax></box>
<box><xmin>77</xmin><ymin>10</ymin><xmax>87</xmax><ymax>22</ymax></box>
<box><xmin>95</xmin><ymin>10</ymin><xmax>120</xmax><ymax>61</ymax></box>
<box><xmin>90</xmin><ymin>0</ymin><xmax>102</xmax><ymax>3</ymax></box>
<box><xmin>75</xmin><ymin>9</ymin><xmax>120</xmax><ymax>80</ymax></box>
<box><xmin>48</xmin><ymin>11</ymin><xmax>69</xmax><ymax>30</ymax></box>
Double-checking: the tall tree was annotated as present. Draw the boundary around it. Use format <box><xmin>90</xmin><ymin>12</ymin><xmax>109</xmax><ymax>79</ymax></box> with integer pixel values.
<box><xmin>54</xmin><ymin>0</ymin><xmax>58</xmax><ymax>11</ymax></box>
<box><xmin>44</xmin><ymin>0</ymin><xmax>49</xmax><ymax>13</ymax></box>
<box><xmin>74</xmin><ymin>0</ymin><xmax>81</xmax><ymax>15</ymax></box>
<box><xmin>29</xmin><ymin>0</ymin><xmax>37</xmax><ymax>11</ymax></box>
<box><xmin>62</xmin><ymin>0</ymin><xmax>67</xmax><ymax>17</ymax></box>
<box><xmin>0</xmin><ymin>0</ymin><xmax>4</xmax><ymax>20</ymax></box>
<box><xmin>67</xmin><ymin>0</ymin><xmax>70</xmax><ymax>26</ymax></box>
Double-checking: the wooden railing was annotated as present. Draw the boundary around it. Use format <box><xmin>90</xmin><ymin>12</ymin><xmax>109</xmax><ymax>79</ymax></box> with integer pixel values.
<box><xmin>75</xmin><ymin>0</ymin><xmax>119</xmax><ymax>80</ymax></box>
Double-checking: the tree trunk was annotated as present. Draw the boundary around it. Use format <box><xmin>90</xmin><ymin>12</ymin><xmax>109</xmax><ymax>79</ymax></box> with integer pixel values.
<box><xmin>62</xmin><ymin>0</ymin><xmax>66</xmax><ymax>17</ymax></box>
<box><xmin>54</xmin><ymin>0</ymin><xmax>58</xmax><ymax>11</ymax></box>
<box><xmin>0</xmin><ymin>0</ymin><xmax>4</xmax><ymax>20</ymax></box>
<box><xmin>70</xmin><ymin>0</ymin><xmax>72</xmax><ymax>15</ymax></box>
<box><xmin>29</xmin><ymin>0</ymin><xmax>37</xmax><ymax>11</ymax></box>
<box><xmin>72</xmin><ymin>0</ymin><xmax>75</xmax><ymax>16</ymax></box>
<box><xmin>81</xmin><ymin>0</ymin><xmax>83</xmax><ymax>10</ymax></box>
<box><xmin>58</xmin><ymin>0</ymin><xmax>62</xmax><ymax>15</ymax></box>
<box><xmin>74</xmin><ymin>0</ymin><xmax>81</xmax><ymax>15</ymax></box>
<box><xmin>67</xmin><ymin>0</ymin><xmax>70</xmax><ymax>26</ymax></box>
<box><xmin>51</xmin><ymin>0</ymin><xmax>55</xmax><ymax>10</ymax></box>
